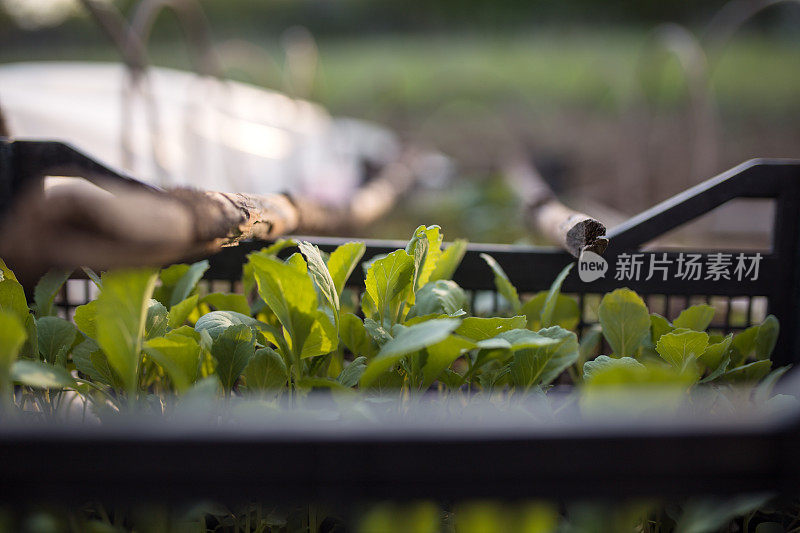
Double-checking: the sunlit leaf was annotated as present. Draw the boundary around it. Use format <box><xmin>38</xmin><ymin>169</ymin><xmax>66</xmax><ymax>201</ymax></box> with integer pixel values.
<box><xmin>655</xmin><ymin>330</ymin><xmax>708</xmax><ymax>369</ymax></box>
<box><xmin>456</xmin><ymin>316</ymin><xmax>527</xmax><ymax>341</ymax></box>
<box><xmin>673</xmin><ymin>304</ymin><xmax>715</xmax><ymax>331</ymax></box>
<box><xmin>340</xmin><ymin>313</ymin><xmax>379</xmax><ymax>358</ymax></box>
<box><xmin>364</xmin><ymin>249</ymin><xmax>414</xmax><ymax>324</ymax></box>
<box><xmin>200</xmin><ymin>293</ymin><xmax>251</xmax><ymax>316</ymax></box>
<box><xmin>168</xmin><ymin>294</ymin><xmax>200</xmax><ymax>329</ymax></box>
<box><xmin>195</xmin><ymin>310</ymin><xmax>257</xmax><ymax>340</ymax></box>
<box><xmin>244</xmin><ymin>347</ymin><xmax>287</xmax><ymax>390</ymax></box>
<box><xmin>95</xmin><ymin>269</ymin><xmax>158</xmax><ymax>392</ymax></box>
<box><xmin>327</xmin><ymin>241</ymin><xmax>366</xmax><ymax>298</ymax></box>
<box><xmin>430</xmin><ymin>239</ymin><xmax>468</xmax><ymax>282</ymax></box>
<box><xmin>0</xmin><ymin>311</ymin><xmax>26</xmax><ymax>382</ymax></box>
<box><xmin>422</xmin><ymin>335</ymin><xmax>476</xmax><ymax>388</ymax></box>
<box><xmin>598</xmin><ymin>288</ymin><xmax>650</xmax><ymax>357</ymax></box>
<box><xmin>144</xmin><ymin>329</ymin><xmax>202</xmax><ymax>391</ymax></box>
<box><xmin>11</xmin><ymin>360</ymin><xmax>75</xmax><ymax>389</ymax></box>
<box><xmin>360</xmin><ymin>318</ymin><xmax>461</xmax><ymax>387</ymax></box>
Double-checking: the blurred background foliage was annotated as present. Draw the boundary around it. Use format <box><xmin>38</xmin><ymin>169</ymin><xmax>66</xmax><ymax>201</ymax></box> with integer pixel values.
<box><xmin>0</xmin><ymin>0</ymin><xmax>798</xmax><ymax>244</ymax></box>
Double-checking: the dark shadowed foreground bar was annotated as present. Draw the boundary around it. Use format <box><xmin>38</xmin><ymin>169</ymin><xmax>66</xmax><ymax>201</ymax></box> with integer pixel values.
<box><xmin>0</xmin><ymin>385</ymin><xmax>799</xmax><ymax>504</ymax></box>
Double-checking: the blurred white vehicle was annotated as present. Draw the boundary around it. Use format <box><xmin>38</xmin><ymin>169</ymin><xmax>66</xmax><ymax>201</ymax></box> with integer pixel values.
<box><xmin>0</xmin><ymin>61</ymin><xmax>402</xmax><ymax>206</ymax></box>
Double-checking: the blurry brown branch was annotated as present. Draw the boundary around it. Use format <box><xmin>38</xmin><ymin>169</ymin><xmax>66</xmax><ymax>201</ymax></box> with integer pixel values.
<box><xmin>0</xmin><ymin>151</ymin><xmax>424</xmax><ymax>284</ymax></box>
<box><xmin>503</xmin><ymin>155</ymin><xmax>608</xmax><ymax>258</ymax></box>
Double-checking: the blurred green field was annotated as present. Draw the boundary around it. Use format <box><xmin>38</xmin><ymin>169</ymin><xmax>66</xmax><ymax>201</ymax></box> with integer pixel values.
<box><xmin>1</xmin><ymin>28</ymin><xmax>798</xmax><ymax>243</ymax></box>
<box><xmin>2</xmin><ymin>29</ymin><xmax>798</xmax><ymax>118</ymax></box>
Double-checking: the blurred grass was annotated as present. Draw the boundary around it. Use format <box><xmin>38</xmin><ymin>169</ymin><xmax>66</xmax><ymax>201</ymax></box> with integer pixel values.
<box><xmin>1</xmin><ymin>28</ymin><xmax>797</xmax><ymax>243</ymax></box>
<box><xmin>313</xmin><ymin>31</ymin><xmax>800</xmax><ymax>119</ymax></box>
<box><xmin>1</xmin><ymin>29</ymin><xmax>798</xmax><ymax>119</ymax></box>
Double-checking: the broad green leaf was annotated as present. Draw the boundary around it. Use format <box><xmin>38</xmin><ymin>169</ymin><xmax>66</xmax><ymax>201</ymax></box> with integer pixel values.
<box><xmin>194</xmin><ymin>310</ymin><xmax>257</xmax><ymax>340</ymax></box>
<box><xmin>723</xmin><ymin>360</ymin><xmax>772</xmax><ymax>383</ymax></box>
<box><xmin>650</xmin><ymin>313</ymin><xmax>674</xmax><ymax>343</ymax></box>
<box><xmin>337</xmin><ymin>356</ymin><xmax>367</xmax><ymax>388</ymax></box>
<box><xmin>286</xmin><ymin>252</ymin><xmax>308</xmax><ymax>272</ymax></box>
<box><xmin>153</xmin><ymin>264</ymin><xmax>187</xmax><ymax>306</ymax></box>
<box><xmin>365</xmin><ymin>249</ymin><xmax>415</xmax><ymax>323</ymax></box>
<box><xmin>33</xmin><ymin>269</ymin><xmax>71</xmax><ymax>317</ymax></box>
<box><xmin>250</xmin><ymin>254</ymin><xmax>318</xmax><ymax>358</ymax></box>
<box><xmin>145</xmin><ymin>299</ymin><xmax>169</xmax><ymax>340</ymax></box>
<box><xmin>327</xmin><ymin>242</ymin><xmax>366</xmax><ymax>297</ymax></box>
<box><xmin>656</xmin><ymin>330</ymin><xmax>708</xmax><ymax>369</ymax></box>
<box><xmin>200</xmin><ymin>293</ymin><xmax>250</xmax><ymax>315</ymax></box>
<box><xmin>95</xmin><ymin>269</ymin><xmax>158</xmax><ymax>392</ymax></box>
<box><xmin>364</xmin><ymin>318</ymin><xmax>392</xmax><ymax>345</ymax></box>
<box><xmin>699</xmin><ymin>333</ymin><xmax>733</xmax><ymax>372</ymax></box>
<box><xmin>699</xmin><ymin>355</ymin><xmax>730</xmax><ymax>383</ymax></box>
<box><xmin>455</xmin><ymin>316</ymin><xmax>527</xmax><ymax>341</ymax></box>
<box><xmin>73</xmin><ymin>300</ymin><xmax>98</xmax><ymax>339</ymax></box>
<box><xmin>168</xmin><ymin>294</ymin><xmax>199</xmax><ymax>329</ymax></box>
<box><xmin>422</xmin><ymin>335</ymin><xmax>477</xmax><ymax>388</ymax></box>
<box><xmin>211</xmin><ymin>324</ymin><xmax>255</xmax><ymax>391</ymax></box>
<box><xmin>299</xmin><ymin>241</ymin><xmax>340</xmax><ymax>313</ymax></box>
<box><xmin>408</xmin><ymin>280</ymin><xmax>468</xmax><ymax>318</ymax></box>
<box><xmin>0</xmin><ymin>311</ymin><xmax>26</xmax><ymax>381</ymax></box>
<box><xmin>480</xmin><ymin>253</ymin><xmax>520</xmax><ymax>312</ymax></box>
<box><xmin>298</xmin><ymin>311</ymin><xmax>338</xmax><ymax>358</ymax></box>
<box><xmin>496</xmin><ymin>328</ymin><xmax>560</xmax><ymax>350</ymax></box>
<box><xmin>144</xmin><ymin>330</ymin><xmax>202</xmax><ymax>391</ymax></box>
<box><xmin>11</xmin><ymin>360</ymin><xmax>75</xmax><ymax>389</ymax></box>
<box><xmin>406</xmin><ymin>225</ymin><xmax>443</xmax><ymax>294</ymax></box>
<box><xmin>519</xmin><ymin>292</ymin><xmax>580</xmax><ymax>331</ymax></box>
<box><xmin>360</xmin><ymin>291</ymin><xmax>379</xmax><ymax>320</ymax></box>
<box><xmin>541</xmin><ymin>263</ymin><xmax>573</xmax><ymax>328</ymax></box>
<box><xmin>360</xmin><ymin>318</ymin><xmax>461</xmax><ymax>387</ymax></box>
<box><xmin>583</xmin><ymin>355</ymin><xmax>644</xmax><ymax>382</ymax></box>
<box><xmin>0</xmin><ymin>277</ymin><xmax>29</xmax><ymax>324</ymax></box>
<box><xmin>755</xmin><ymin>315</ymin><xmax>779</xmax><ymax>360</ymax></box>
<box><xmin>0</xmin><ymin>275</ymin><xmax>35</xmax><ymax>359</ymax></box>
<box><xmin>672</xmin><ymin>304</ymin><xmax>715</xmax><ymax>331</ymax></box>
<box><xmin>168</xmin><ymin>260</ymin><xmax>209</xmax><ymax>307</ymax></box>
<box><xmin>72</xmin><ymin>338</ymin><xmax>121</xmax><ymax>388</ymax></box>
<box><xmin>430</xmin><ymin>239</ymin><xmax>468</xmax><ymax>282</ymax></box>
<box><xmin>339</xmin><ymin>313</ymin><xmax>379</xmax><ymax>358</ymax></box>
<box><xmin>242</xmin><ymin>239</ymin><xmax>298</xmax><ymax>297</ymax></box>
<box><xmin>730</xmin><ymin>325</ymin><xmax>759</xmax><ymax>366</ymax></box>
<box><xmin>36</xmin><ymin>316</ymin><xmax>76</xmax><ymax>364</ymax></box>
<box><xmin>244</xmin><ymin>347</ymin><xmax>287</xmax><ymax>390</ymax></box>
<box><xmin>598</xmin><ymin>288</ymin><xmax>650</xmax><ymax>357</ymax></box>
<box><xmin>508</xmin><ymin>327</ymin><xmax>579</xmax><ymax>389</ymax></box>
